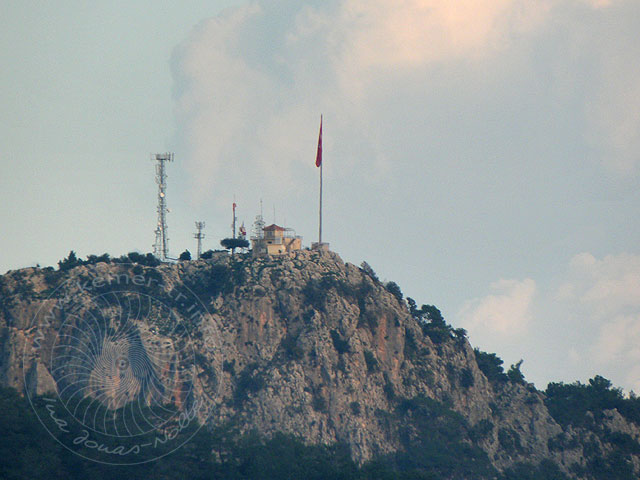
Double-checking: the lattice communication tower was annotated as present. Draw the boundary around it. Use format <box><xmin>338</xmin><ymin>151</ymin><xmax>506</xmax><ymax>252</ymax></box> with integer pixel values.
<box><xmin>152</xmin><ymin>153</ymin><xmax>174</xmax><ymax>261</ymax></box>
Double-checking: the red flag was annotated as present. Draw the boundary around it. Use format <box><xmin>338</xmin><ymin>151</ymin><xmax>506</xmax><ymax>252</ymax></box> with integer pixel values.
<box><xmin>315</xmin><ymin>115</ymin><xmax>323</xmax><ymax>167</ymax></box>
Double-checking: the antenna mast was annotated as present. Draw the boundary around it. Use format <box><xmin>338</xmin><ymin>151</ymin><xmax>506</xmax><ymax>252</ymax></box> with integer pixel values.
<box><xmin>194</xmin><ymin>221</ymin><xmax>205</xmax><ymax>259</ymax></box>
<box><xmin>152</xmin><ymin>152</ymin><xmax>174</xmax><ymax>261</ymax></box>
<box><xmin>232</xmin><ymin>201</ymin><xmax>237</xmax><ymax>239</ymax></box>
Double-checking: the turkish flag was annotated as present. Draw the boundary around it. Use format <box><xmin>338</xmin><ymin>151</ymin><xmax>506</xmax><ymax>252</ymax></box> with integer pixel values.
<box><xmin>315</xmin><ymin>115</ymin><xmax>322</xmax><ymax>167</ymax></box>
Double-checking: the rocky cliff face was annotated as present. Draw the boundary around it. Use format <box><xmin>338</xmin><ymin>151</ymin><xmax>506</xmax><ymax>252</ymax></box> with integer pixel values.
<box><xmin>1</xmin><ymin>250</ymin><xmax>639</xmax><ymax>476</ymax></box>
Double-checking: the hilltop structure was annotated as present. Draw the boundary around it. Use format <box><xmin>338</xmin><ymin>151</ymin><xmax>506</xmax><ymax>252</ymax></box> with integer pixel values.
<box><xmin>251</xmin><ymin>223</ymin><xmax>302</xmax><ymax>256</ymax></box>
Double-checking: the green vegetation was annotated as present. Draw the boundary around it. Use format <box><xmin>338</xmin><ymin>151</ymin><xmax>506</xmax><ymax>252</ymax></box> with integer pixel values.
<box><xmin>498</xmin><ymin>427</ymin><xmax>523</xmax><ymax>454</ymax></box>
<box><xmin>280</xmin><ymin>334</ymin><xmax>304</xmax><ymax>360</ymax></box>
<box><xmin>330</xmin><ymin>329</ymin><xmax>350</xmax><ymax>354</ymax></box>
<box><xmin>233</xmin><ymin>363</ymin><xmax>266</xmax><ymax>406</ymax></box>
<box><xmin>179</xmin><ymin>249</ymin><xmax>192</xmax><ymax>261</ymax></box>
<box><xmin>500</xmin><ymin>460</ymin><xmax>570</xmax><ymax>480</ymax></box>
<box><xmin>459</xmin><ymin>367</ymin><xmax>475</xmax><ymax>388</ymax></box>
<box><xmin>543</xmin><ymin>376</ymin><xmax>640</xmax><ymax>480</ymax></box>
<box><xmin>0</xmin><ymin>386</ymin><xmax>568</xmax><ymax>480</ymax></box>
<box><xmin>57</xmin><ymin>251</ymin><xmax>160</xmax><ymax>271</ymax></box>
<box><xmin>359</xmin><ymin>261</ymin><xmax>379</xmax><ymax>282</ymax></box>
<box><xmin>200</xmin><ymin>249</ymin><xmax>215</xmax><ymax>259</ymax></box>
<box><xmin>57</xmin><ymin>250</ymin><xmax>81</xmax><ymax>271</ymax></box>
<box><xmin>312</xmin><ymin>392</ymin><xmax>327</xmax><ymax>412</ymax></box>
<box><xmin>386</xmin><ymin>395</ymin><xmax>497</xmax><ymax>479</ymax></box>
<box><xmin>223</xmin><ymin>359</ymin><xmax>236</xmax><ymax>375</ymax></box>
<box><xmin>545</xmin><ymin>375</ymin><xmax>640</xmax><ymax>427</ymax></box>
<box><xmin>181</xmin><ymin>262</ymin><xmax>245</xmax><ymax>303</ymax></box>
<box><xmin>406</xmin><ymin>298</ymin><xmax>454</xmax><ymax>344</ymax></box>
<box><xmin>469</xmin><ymin>418</ymin><xmax>494</xmax><ymax>441</ymax></box>
<box><xmin>385</xmin><ymin>281</ymin><xmax>403</xmax><ymax>303</ymax></box>
<box><xmin>121</xmin><ymin>251</ymin><xmax>159</xmax><ymax>266</ymax></box>
<box><xmin>364</xmin><ymin>350</ymin><xmax>379</xmax><ymax>373</ymax></box>
<box><xmin>473</xmin><ymin>349</ymin><xmax>508</xmax><ymax>384</ymax></box>
<box><xmin>507</xmin><ymin>360</ymin><xmax>525</xmax><ymax>384</ymax></box>
<box><xmin>220</xmin><ymin>237</ymin><xmax>250</xmax><ymax>252</ymax></box>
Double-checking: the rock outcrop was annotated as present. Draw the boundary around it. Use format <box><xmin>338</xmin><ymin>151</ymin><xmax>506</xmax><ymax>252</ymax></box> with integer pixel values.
<box><xmin>0</xmin><ymin>250</ymin><xmax>638</xmax><ymax>477</ymax></box>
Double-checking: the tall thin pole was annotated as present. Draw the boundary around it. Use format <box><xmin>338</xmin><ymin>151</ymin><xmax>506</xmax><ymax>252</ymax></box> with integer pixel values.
<box><xmin>319</xmin><ymin>160</ymin><xmax>322</xmax><ymax>244</ymax></box>
<box><xmin>232</xmin><ymin>201</ymin><xmax>237</xmax><ymax>239</ymax></box>
<box><xmin>315</xmin><ymin>115</ymin><xmax>323</xmax><ymax>246</ymax></box>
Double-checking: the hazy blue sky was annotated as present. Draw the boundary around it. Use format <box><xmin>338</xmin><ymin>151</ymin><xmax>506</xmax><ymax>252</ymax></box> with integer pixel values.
<box><xmin>2</xmin><ymin>0</ymin><xmax>639</xmax><ymax>393</ymax></box>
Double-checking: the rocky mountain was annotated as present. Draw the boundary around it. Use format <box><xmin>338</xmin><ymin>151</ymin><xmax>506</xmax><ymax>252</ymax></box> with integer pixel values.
<box><xmin>1</xmin><ymin>249</ymin><xmax>639</xmax><ymax>479</ymax></box>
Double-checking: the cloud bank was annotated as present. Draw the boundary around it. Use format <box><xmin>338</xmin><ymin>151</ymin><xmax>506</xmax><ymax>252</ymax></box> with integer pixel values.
<box><xmin>460</xmin><ymin>253</ymin><xmax>640</xmax><ymax>392</ymax></box>
<box><xmin>173</xmin><ymin>0</ymin><xmax>640</xmax><ymax>209</ymax></box>
<box><xmin>559</xmin><ymin>253</ymin><xmax>640</xmax><ymax>391</ymax></box>
<box><xmin>459</xmin><ymin>278</ymin><xmax>536</xmax><ymax>337</ymax></box>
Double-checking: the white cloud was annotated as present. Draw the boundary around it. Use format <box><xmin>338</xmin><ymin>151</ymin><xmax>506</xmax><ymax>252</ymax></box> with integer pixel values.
<box><xmin>561</xmin><ymin>252</ymin><xmax>640</xmax><ymax>316</ymax></box>
<box><xmin>585</xmin><ymin>51</ymin><xmax>640</xmax><ymax>174</ymax></box>
<box><xmin>594</xmin><ymin>314</ymin><xmax>640</xmax><ymax>392</ymax></box>
<box><xmin>172</xmin><ymin>0</ymin><xmax>639</xmax><ymax>213</ymax></box>
<box><xmin>459</xmin><ymin>278</ymin><xmax>536</xmax><ymax>337</ymax></box>
<box><xmin>458</xmin><ymin>253</ymin><xmax>640</xmax><ymax>392</ymax></box>
<box><xmin>557</xmin><ymin>253</ymin><xmax>640</xmax><ymax>391</ymax></box>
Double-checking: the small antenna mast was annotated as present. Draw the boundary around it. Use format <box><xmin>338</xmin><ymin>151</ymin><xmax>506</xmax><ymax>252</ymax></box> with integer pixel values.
<box><xmin>232</xmin><ymin>199</ymin><xmax>237</xmax><ymax>239</ymax></box>
<box><xmin>194</xmin><ymin>221</ymin><xmax>205</xmax><ymax>259</ymax></box>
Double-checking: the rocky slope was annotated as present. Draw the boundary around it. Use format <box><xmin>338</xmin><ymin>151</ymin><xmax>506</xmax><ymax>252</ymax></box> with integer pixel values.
<box><xmin>1</xmin><ymin>250</ymin><xmax>639</xmax><ymax>477</ymax></box>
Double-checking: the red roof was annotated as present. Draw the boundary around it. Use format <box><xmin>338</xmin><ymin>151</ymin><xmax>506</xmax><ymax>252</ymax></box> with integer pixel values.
<box><xmin>264</xmin><ymin>224</ymin><xmax>286</xmax><ymax>231</ymax></box>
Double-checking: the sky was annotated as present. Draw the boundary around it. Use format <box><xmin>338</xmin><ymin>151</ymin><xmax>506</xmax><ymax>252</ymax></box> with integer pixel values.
<box><xmin>1</xmin><ymin>0</ymin><xmax>640</xmax><ymax>393</ymax></box>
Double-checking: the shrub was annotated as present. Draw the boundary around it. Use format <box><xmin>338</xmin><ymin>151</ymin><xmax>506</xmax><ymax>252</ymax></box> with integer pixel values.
<box><xmin>385</xmin><ymin>281</ymin><xmax>403</xmax><ymax>303</ymax></box>
<box><xmin>403</xmin><ymin>330</ymin><xmax>418</xmax><ymax>360</ymax></box>
<box><xmin>85</xmin><ymin>253</ymin><xmax>111</xmax><ymax>265</ymax></box>
<box><xmin>179</xmin><ymin>250</ymin><xmax>192</xmax><ymax>261</ymax></box>
<box><xmin>330</xmin><ymin>329</ymin><xmax>349</xmax><ymax>354</ymax></box>
<box><xmin>302</xmin><ymin>279</ymin><xmax>327</xmax><ymax>312</ymax></box>
<box><xmin>469</xmin><ymin>419</ymin><xmax>494</xmax><ymax>441</ymax></box>
<box><xmin>312</xmin><ymin>393</ymin><xmax>327</xmax><ymax>412</ymax></box>
<box><xmin>460</xmin><ymin>367</ymin><xmax>475</xmax><ymax>388</ymax></box>
<box><xmin>234</xmin><ymin>363</ymin><xmax>265</xmax><ymax>405</ymax></box>
<box><xmin>507</xmin><ymin>360</ymin><xmax>525</xmax><ymax>384</ymax></box>
<box><xmin>383</xmin><ymin>374</ymin><xmax>395</xmax><ymax>401</ymax></box>
<box><xmin>223</xmin><ymin>360</ymin><xmax>236</xmax><ymax>375</ymax></box>
<box><xmin>406</xmin><ymin>298</ymin><xmax>454</xmax><ymax>344</ymax></box>
<box><xmin>498</xmin><ymin>428</ymin><xmax>522</xmax><ymax>454</ymax></box>
<box><xmin>364</xmin><ymin>350</ymin><xmax>379</xmax><ymax>373</ymax></box>
<box><xmin>58</xmin><ymin>250</ymin><xmax>81</xmax><ymax>271</ymax></box>
<box><xmin>281</xmin><ymin>335</ymin><xmax>304</xmax><ymax>360</ymax></box>
<box><xmin>474</xmin><ymin>349</ymin><xmax>508</xmax><ymax>384</ymax></box>
<box><xmin>360</xmin><ymin>261</ymin><xmax>379</xmax><ymax>282</ymax></box>
<box><xmin>220</xmin><ymin>238</ymin><xmax>249</xmax><ymax>251</ymax></box>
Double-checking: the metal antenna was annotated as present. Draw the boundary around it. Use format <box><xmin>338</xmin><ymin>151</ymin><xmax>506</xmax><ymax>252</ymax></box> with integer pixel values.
<box><xmin>232</xmin><ymin>200</ymin><xmax>237</xmax><ymax>239</ymax></box>
<box><xmin>194</xmin><ymin>221</ymin><xmax>205</xmax><ymax>259</ymax></box>
<box><xmin>252</xmin><ymin>202</ymin><xmax>265</xmax><ymax>240</ymax></box>
<box><xmin>152</xmin><ymin>153</ymin><xmax>174</xmax><ymax>261</ymax></box>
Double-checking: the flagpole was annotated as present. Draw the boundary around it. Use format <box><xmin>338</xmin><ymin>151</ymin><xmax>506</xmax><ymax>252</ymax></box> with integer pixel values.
<box><xmin>319</xmin><ymin>159</ymin><xmax>323</xmax><ymax>245</ymax></box>
<box><xmin>314</xmin><ymin>114</ymin><xmax>324</xmax><ymax>250</ymax></box>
